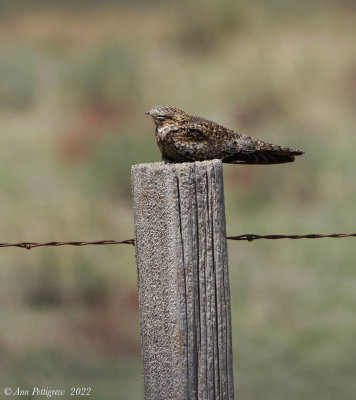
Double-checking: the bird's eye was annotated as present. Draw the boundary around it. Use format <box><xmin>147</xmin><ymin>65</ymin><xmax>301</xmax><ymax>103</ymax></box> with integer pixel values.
<box><xmin>157</xmin><ymin>115</ymin><xmax>167</xmax><ymax>120</ymax></box>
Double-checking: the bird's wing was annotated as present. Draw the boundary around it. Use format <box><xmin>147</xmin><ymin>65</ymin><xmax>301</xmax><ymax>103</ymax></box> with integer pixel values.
<box><xmin>180</xmin><ymin>120</ymin><xmax>304</xmax><ymax>164</ymax></box>
<box><xmin>168</xmin><ymin>118</ymin><xmax>239</xmax><ymax>160</ymax></box>
<box><xmin>165</xmin><ymin>116</ymin><xmax>304</xmax><ymax>164</ymax></box>
<box><xmin>185</xmin><ymin>116</ymin><xmax>236</xmax><ymax>139</ymax></box>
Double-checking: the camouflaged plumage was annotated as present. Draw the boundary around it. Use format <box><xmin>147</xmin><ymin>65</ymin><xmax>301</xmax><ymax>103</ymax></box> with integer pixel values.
<box><xmin>146</xmin><ymin>105</ymin><xmax>304</xmax><ymax>164</ymax></box>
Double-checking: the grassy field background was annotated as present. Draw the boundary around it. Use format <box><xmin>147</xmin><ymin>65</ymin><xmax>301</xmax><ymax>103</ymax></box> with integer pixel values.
<box><xmin>0</xmin><ymin>1</ymin><xmax>355</xmax><ymax>399</ymax></box>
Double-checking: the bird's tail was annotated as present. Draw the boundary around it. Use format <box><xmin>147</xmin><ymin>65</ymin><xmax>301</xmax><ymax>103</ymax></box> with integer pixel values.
<box><xmin>224</xmin><ymin>142</ymin><xmax>304</xmax><ymax>165</ymax></box>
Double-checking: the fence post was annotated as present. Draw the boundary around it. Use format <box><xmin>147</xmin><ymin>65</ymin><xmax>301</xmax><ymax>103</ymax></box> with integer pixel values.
<box><xmin>131</xmin><ymin>159</ymin><xmax>234</xmax><ymax>400</ymax></box>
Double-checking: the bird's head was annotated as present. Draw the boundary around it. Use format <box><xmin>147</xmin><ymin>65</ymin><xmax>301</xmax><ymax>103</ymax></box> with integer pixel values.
<box><xmin>145</xmin><ymin>105</ymin><xmax>189</xmax><ymax>126</ymax></box>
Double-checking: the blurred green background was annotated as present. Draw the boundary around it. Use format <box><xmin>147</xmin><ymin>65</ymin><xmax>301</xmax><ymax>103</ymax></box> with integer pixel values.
<box><xmin>0</xmin><ymin>0</ymin><xmax>355</xmax><ymax>399</ymax></box>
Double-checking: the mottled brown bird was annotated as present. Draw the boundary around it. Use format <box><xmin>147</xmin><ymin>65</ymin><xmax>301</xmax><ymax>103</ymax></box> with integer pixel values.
<box><xmin>146</xmin><ymin>105</ymin><xmax>304</xmax><ymax>164</ymax></box>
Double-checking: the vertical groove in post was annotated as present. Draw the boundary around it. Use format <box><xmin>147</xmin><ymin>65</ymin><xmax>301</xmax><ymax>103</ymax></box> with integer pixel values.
<box><xmin>132</xmin><ymin>160</ymin><xmax>234</xmax><ymax>400</ymax></box>
<box><xmin>175</xmin><ymin>163</ymin><xmax>198</xmax><ymax>399</ymax></box>
<box><xmin>210</xmin><ymin>162</ymin><xmax>234</xmax><ymax>398</ymax></box>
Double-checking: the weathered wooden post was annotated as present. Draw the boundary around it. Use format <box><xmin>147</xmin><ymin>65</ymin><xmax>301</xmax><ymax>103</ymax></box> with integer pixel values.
<box><xmin>132</xmin><ymin>159</ymin><xmax>234</xmax><ymax>400</ymax></box>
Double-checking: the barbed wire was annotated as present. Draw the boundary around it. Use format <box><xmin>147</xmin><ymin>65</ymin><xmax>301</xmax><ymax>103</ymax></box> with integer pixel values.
<box><xmin>0</xmin><ymin>239</ymin><xmax>135</xmax><ymax>250</ymax></box>
<box><xmin>0</xmin><ymin>233</ymin><xmax>355</xmax><ymax>249</ymax></box>
<box><xmin>227</xmin><ymin>233</ymin><xmax>356</xmax><ymax>242</ymax></box>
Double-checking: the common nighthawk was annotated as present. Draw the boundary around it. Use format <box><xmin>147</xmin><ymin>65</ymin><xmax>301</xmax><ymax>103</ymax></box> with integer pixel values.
<box><xmin>146</xmin><ymin>105</ymin><xmax>304</xmax><ymax>164</ymax></box>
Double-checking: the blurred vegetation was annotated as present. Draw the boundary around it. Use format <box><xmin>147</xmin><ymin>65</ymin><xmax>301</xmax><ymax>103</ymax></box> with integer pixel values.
<box><xmin>0</xmin><ymin>0</ymin><xmax>355</xmax><ymax>399</ymax></box>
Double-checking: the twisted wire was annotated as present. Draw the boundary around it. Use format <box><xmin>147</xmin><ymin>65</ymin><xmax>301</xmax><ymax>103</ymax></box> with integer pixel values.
<box><xmin>227</xmin><ymin>233</ymin><xmax>356</xmax><ymax>242</ymax></box>
<box><xmin>0</xmin><ymin>233</ymin><xmax>355</xmax><ymax>249</ymax></box>
<box><xmin>0</xmin><ymin>239</ymin><xmax>135</xmax><ymax>250</ymax></box>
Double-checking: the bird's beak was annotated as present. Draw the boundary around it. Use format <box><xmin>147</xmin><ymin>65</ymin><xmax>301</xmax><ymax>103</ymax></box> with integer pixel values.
<box><xmin>145</xmin><ymin>110</ymin><xmax>150</xmax><ymax>115</ymax></box>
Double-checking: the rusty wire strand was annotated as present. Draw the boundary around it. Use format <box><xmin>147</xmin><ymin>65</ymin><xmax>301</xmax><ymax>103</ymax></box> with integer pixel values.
<box><xmin>227</xmin><ymin>233</ymin><xmax>356</xmax><ymax>242</ymax></box>
<box><xmin>0</xmin><ymin>233</ymin><xmax>355</xmax><ymax>249</ymax></box>
<box><xmin>0</xmin><ymin>239</ymin><xmax>135</xmax><ymax>250</ymax></box>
